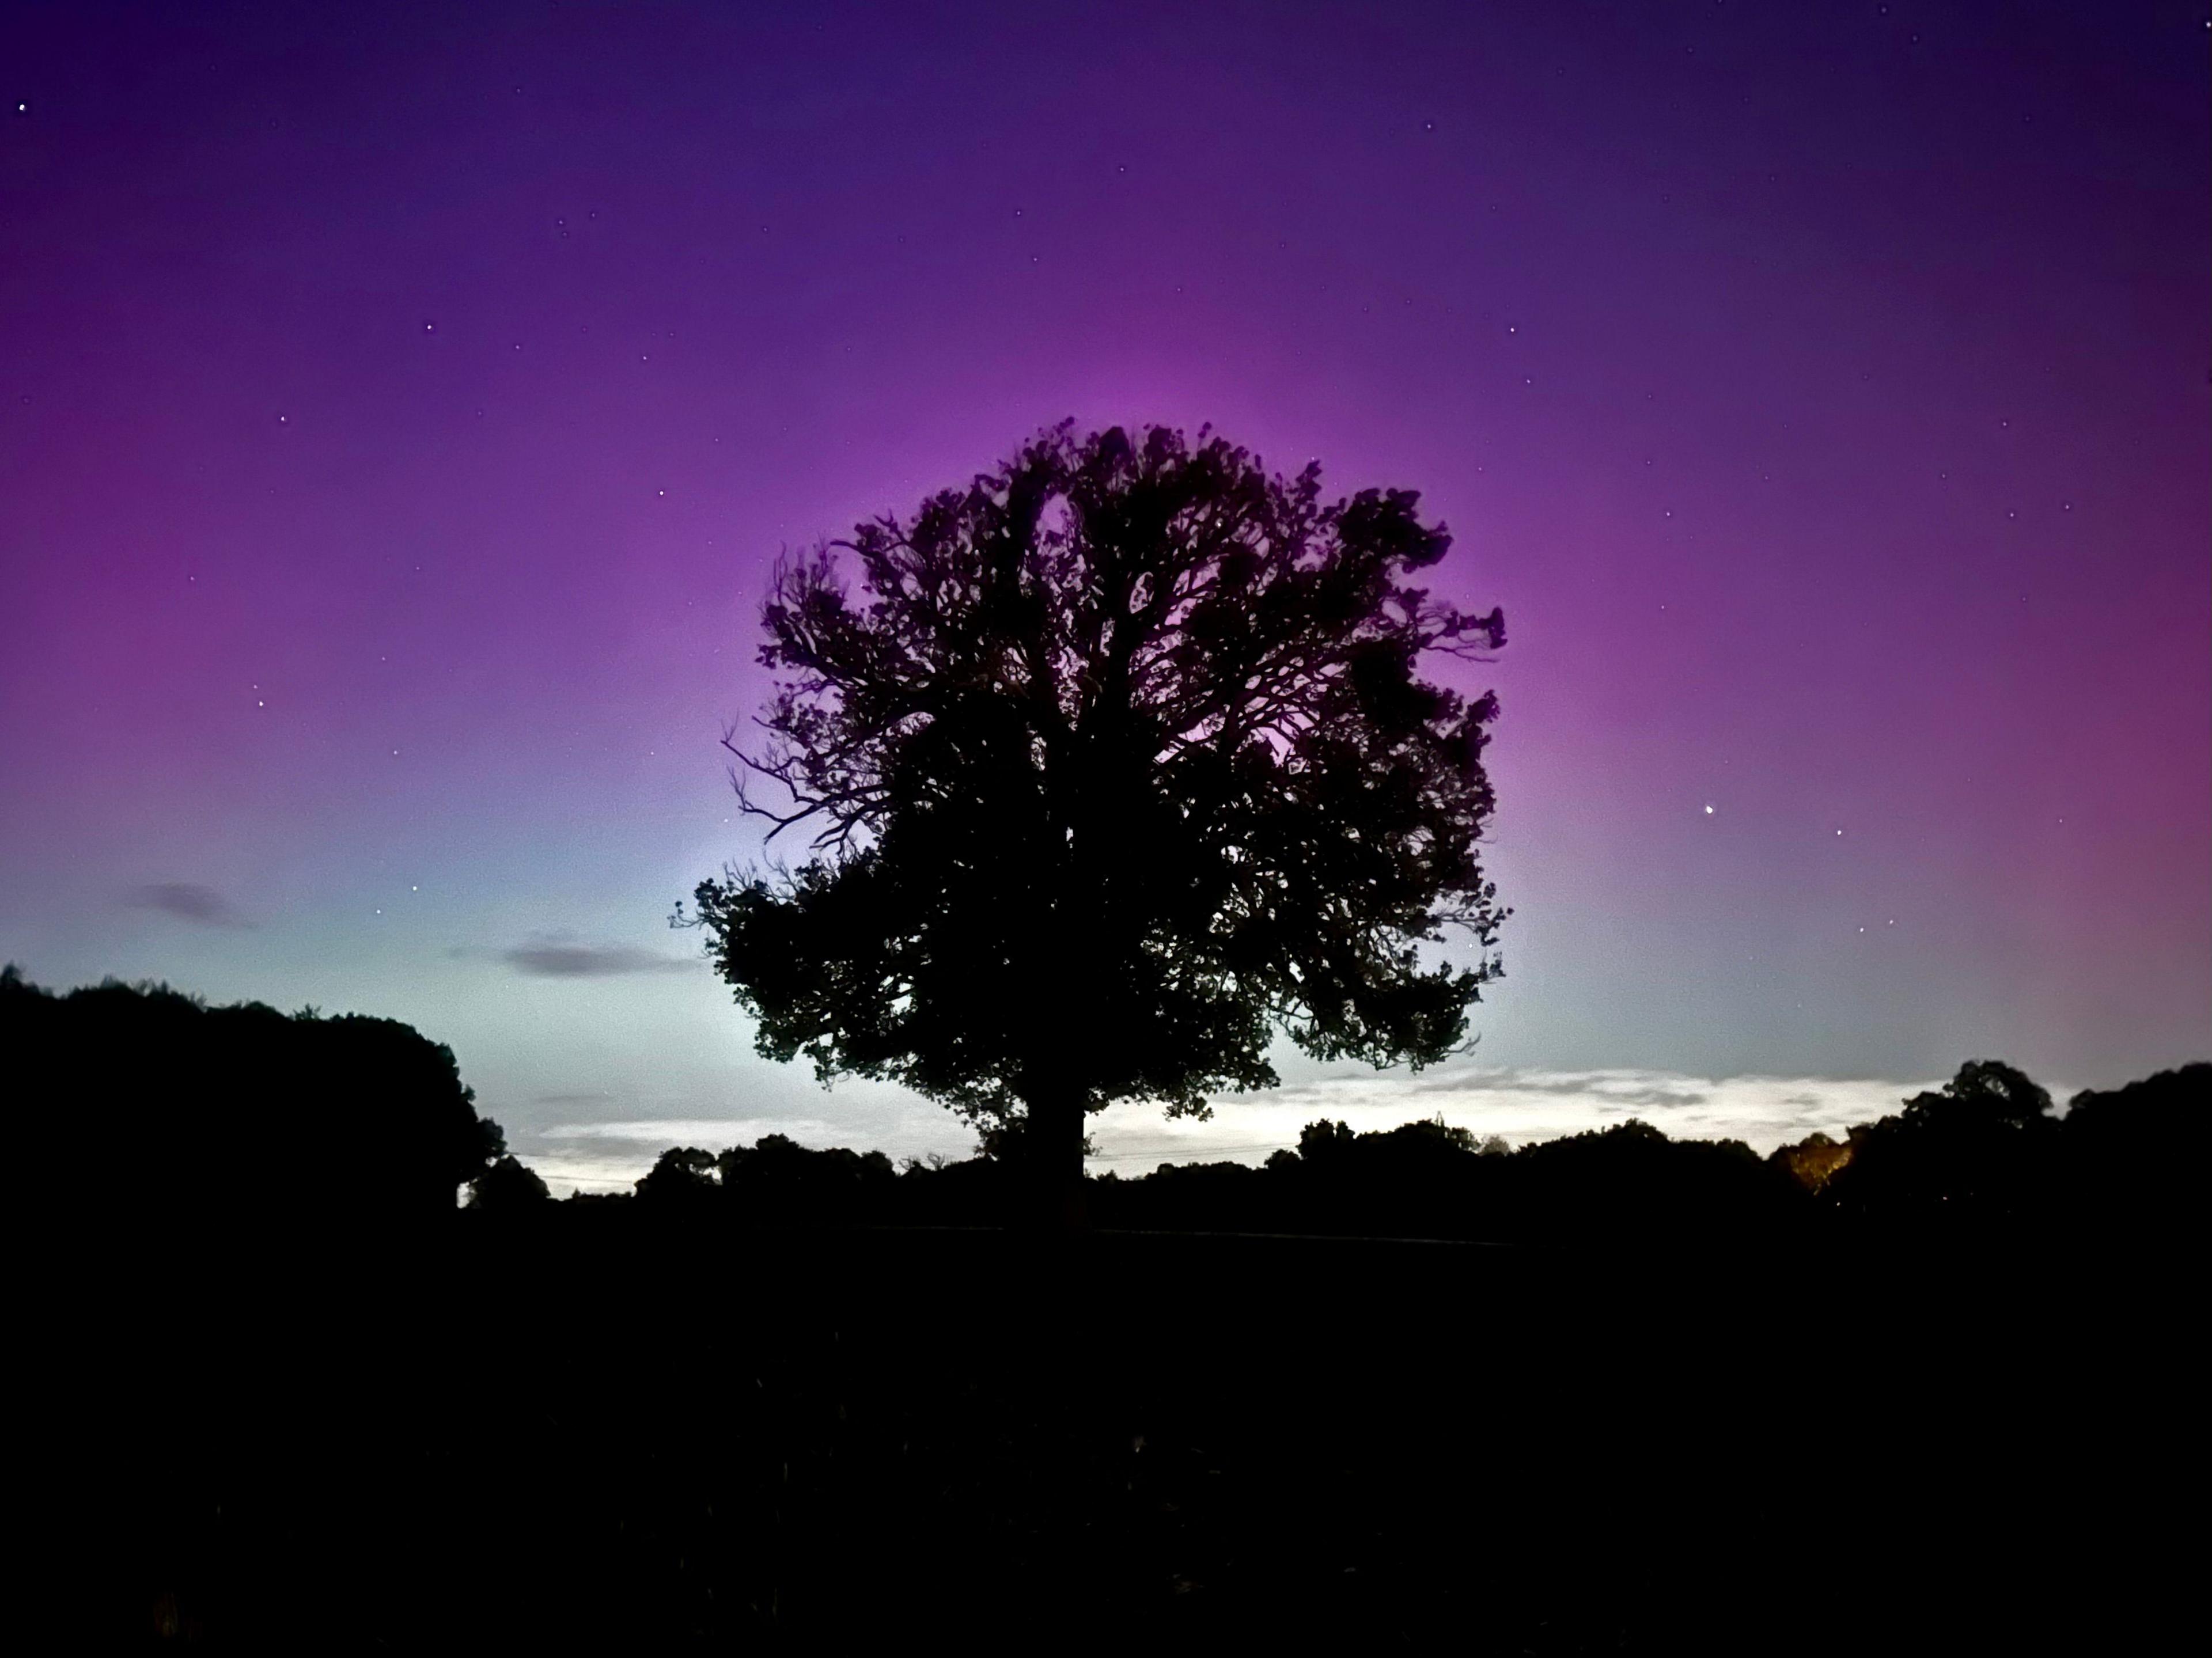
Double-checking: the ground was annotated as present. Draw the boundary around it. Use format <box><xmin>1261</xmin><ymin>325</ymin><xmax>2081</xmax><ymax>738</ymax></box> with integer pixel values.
<box><xmin>35</xmin><ymin>1224</ymin><xmax>2184</xmax><ymax>1650</ymax></box>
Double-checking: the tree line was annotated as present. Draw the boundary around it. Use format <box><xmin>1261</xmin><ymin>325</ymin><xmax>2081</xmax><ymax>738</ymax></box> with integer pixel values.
<box><xmin>2</xmin><ymin>964</ymin><xmax>505</xmax><ymax>1238</ymax></box>
<box><xmin>9</xmin><ymin>961</ymin><xmax>2194</xmax><ymax>1245</ymax></box>
<box><xmin>499</xmin><ymin>1056</ymin><xmax>2205</xmax><ymax>1244</ymax></box>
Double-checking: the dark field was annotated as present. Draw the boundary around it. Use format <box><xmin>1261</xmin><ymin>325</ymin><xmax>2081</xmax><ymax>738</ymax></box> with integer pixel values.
<box><xmin>40</xmin><ymin>1221</ymin><xmax>2184</xmax><ymax>1651</ymax></box>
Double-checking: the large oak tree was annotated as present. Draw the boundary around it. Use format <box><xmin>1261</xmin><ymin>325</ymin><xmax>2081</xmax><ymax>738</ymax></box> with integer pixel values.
<box><xmin>679</xmin><ymin>423</ymin><xmax>1507</xmax><ymax>1227</ymax></box>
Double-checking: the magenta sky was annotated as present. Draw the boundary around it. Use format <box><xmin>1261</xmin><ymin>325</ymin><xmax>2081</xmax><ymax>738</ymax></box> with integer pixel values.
<box><xmin>4</xmin><ymin>2</ymin><xmax>2205</xmax><ymax>1185</ymax></box>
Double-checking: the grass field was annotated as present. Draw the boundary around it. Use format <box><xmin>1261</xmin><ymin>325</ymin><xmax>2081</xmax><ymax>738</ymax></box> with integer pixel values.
<box><xmin>39</xmin><ymin>1223</ymin><xmax>2185</xmax><ymax>1649</ymax></box>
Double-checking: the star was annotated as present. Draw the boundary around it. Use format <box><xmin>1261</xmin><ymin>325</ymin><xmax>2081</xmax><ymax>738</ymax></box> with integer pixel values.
<box><xmin>1703</xmin><ymin>804</ymin><xmax>1714</xmax><ymax>815</ymax></box>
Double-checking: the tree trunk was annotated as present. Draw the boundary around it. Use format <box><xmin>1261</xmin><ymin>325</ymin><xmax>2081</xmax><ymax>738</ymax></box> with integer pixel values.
<box><xmin>1022</xmin><ymin>1082</ymin><xmax>1092</xmax><ymax>1236</ymax></box>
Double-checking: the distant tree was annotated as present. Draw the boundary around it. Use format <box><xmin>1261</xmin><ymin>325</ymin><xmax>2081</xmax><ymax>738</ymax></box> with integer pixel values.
<box><xmin>1824</xmin><ymin>1061</ymin><xmax>2058</xmax><ymax>1222</ymax></box>
<box><xmin>315</xmin><ymin>1011</ymin><xmax>507</xmax><ymax>1211</ymax></box>
<box><xmin>679</xmin><ymin>424</ymin><xmax>1508</xmax><ymax>1229</ymax></box>
<box><xmin>1255</xmin><ymin>1113</ymin><xmax>1498</xmax><ymax>1237</ymax></box>
<box><xmin>468</xmin><ymin>1154</ymin><xmax>552</xmax><ymax>1211</ymax></box>
<box><xmin>635</xmin><ymin>1146</ymin><xmax>718</xmax><ymax>1206</ymax></box>
<box><xmin>1296</xmin><ymin>1120</ymin><xmax>1359</xmax><ymax>1163</ymax></box>
<box><xmin>1502</xmin><ymin>1118</ymin><xmax>1794</xmax><ymax>1239</ymax></box>
<box><xmin>2059</xmin><ymin>1064</ymin><xmax>2204</xmax><ymax>1149</ymax></box>
<box><xmin>1385</xmin><ymin>1111</ymin><xmax>1479</xmax><ymax>1155</ymax></box>
<box><xmin>1770</xmin><ymin>1130</ymin><xmax>1853</xmax><ymax>1193</ymax></box>
<box><xmin>716</xmin><ymin>1132</ymin><xmax>898</xmax><ymax>1224</ymax></box>
<box><xmin>2052</xmin><ymin>1062</ymin><xmax>2206</xmax><ymax>1233</ymax></box>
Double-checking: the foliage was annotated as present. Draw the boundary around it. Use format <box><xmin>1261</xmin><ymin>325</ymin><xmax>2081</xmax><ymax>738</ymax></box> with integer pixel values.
<box><xmin>468</xmin><ymin>1153</ymin><xmax>551</xmax><ymax>1210</ymax></box>
<box><xmin>1823</xmin><ymin>1059</ymin><xmax>2059</xmax><ymax>1221</ymax></box>
<box><xmin>1</xmin><ymin>963</ymin><xmax>505</xmax><ymax>1228</ymax></box>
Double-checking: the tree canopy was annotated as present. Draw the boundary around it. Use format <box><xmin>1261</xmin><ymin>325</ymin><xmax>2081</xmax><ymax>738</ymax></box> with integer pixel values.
<box><xmin>1</xmin><ymin>963</ymin><xmax>505</xmax><ymax>1234</ymax></box>
<box><xmin>1820</xmin><ymin>1058</ymin><xmax>2059</xmax><ymax>1221</ymax></box>
<box><xmin>679</xmin><ymin>422</ymin><xmax>1506</xmax><ymax>1217</ymax></box>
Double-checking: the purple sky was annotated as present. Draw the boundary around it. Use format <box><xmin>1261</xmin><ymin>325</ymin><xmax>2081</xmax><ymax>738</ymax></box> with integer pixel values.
<box><xmin>5</xmin><ymin>1</ymin><xmax>2205</xmax><ymax>1189</ymax></box>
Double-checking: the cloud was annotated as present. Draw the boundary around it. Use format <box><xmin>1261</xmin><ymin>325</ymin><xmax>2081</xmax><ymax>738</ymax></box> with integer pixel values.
<box><xmin>506</xmin><ymin>1149</ymin><xmax>656</xmax><ymax>1196</ymax></box>
<box><xmin>1081</xmin><ymin>1067</ymin><xmax>1947</xmax><ymax>1167</ymax></box>
<box><xmin>454</xmin><ymin>936</ymin><xmax>703</xmax><ymax>977</ymax></box>
<box><xmin>124</xmin><ymin>882</ymin><xmax>253</xmax><ymax>928</ymax></box>
<box><xmin>1410</xmin><ymin>1067</ymin><xmax>1710</xmax><ymax>1108</ymax></box>
<box><xmin>504</xmin><ymin>943</ymin><xmax>699</xmax><ymax>977</ymax></box>
<box><xmin>519</xmin><ymin>1117</ymin><xmax>850</xmax><ymax>1198</ymax></box>
<box><xmin>542</xmin><ymin>1117</ymin><xmax>840</xmax><ymax>1145</ymax></box>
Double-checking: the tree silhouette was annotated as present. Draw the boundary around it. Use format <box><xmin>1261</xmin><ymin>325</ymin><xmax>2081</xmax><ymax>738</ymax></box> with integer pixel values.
<box><xmin>679</xmin><ymin>423</ymin><xmax>1507</xmax><ymax>1228</ymax></box>
<box><xmin>635</xmin><ymin>1145</ymin><xmax>719</xmax><ymax>1207</ymax></box>
<box><xmin>2057</xmin><ymin>1062</ymin><xmax>2206</xmax><ymax>1234</ymax></box>
<box><xmin>0</xmin><ymin>964</ymin><xmax>505</xmax><ymax>1235</ymax></box>
<box><xmin>1823</xmin><ymin>1060</ymin><xmax>2059</xmax><ymax>1223</ymax></box>
<box><xmin>468</xmin><ymin>1154</ymin><xmax>551</xmax><ymax>1211</ymax></box>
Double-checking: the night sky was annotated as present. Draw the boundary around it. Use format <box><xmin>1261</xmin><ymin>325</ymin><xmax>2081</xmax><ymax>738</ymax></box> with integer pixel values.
<box><xmin>5</xmin><ymin>1</ymin><xmax>2205</xmax><ymax>1191</ymax></box>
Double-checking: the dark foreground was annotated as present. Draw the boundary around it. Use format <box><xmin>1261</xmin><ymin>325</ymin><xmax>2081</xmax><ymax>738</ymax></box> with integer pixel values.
<box><xmin>36</xmin><ymin>1222</ymin><xmax>2187</xmax><ymax>1650</ymax></box>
